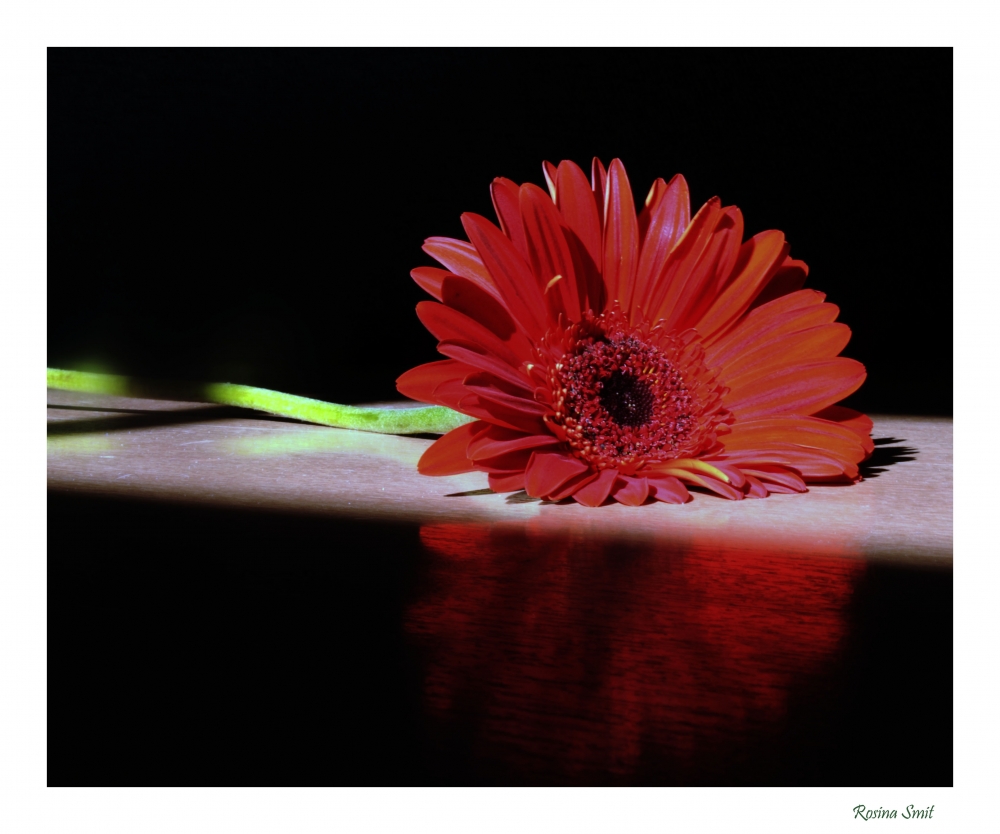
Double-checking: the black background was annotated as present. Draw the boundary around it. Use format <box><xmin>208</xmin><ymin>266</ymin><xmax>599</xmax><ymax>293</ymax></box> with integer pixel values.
<box><xmin>48</xmin><ymin>48</ymin><xmax>953</xmax><ymax>415</ymax></box>
<box><xmin>47</xmin><ymin>49</ymin><xmax>953</xmax><ymax>787</ymax></box>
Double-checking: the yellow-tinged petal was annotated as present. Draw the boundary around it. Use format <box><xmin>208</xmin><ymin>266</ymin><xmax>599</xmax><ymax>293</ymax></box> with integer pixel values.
<box><xmin>647</xmin><ymin>458</ymin><xmax>732</xmax><ymax>483</ymax></box>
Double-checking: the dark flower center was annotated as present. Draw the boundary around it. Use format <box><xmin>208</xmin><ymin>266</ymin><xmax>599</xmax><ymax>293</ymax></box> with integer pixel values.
<box><xmin>542</xmin><ymin>310</ymin><xmax>731</xmax><ymax>474</ymax></box>
<box><xmin>553</xmin><ymin>333</ymin><xmax>695</xmax><ymax>467</ymax></box>
<box><xmin>599</xmin><ymin>371</ymin><xmax>654</xmax><ymax>428</ymax></box>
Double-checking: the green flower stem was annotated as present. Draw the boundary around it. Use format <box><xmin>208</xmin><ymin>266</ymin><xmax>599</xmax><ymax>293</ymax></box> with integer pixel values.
<box><xmin>46</xmin><ymin>368</ymin><xmax>473</xmax><ymax>436</ymax></box>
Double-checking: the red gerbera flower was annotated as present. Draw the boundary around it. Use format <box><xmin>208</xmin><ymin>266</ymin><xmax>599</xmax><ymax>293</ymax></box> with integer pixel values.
<box><xmin>398</xmin><ymin>158</ymin><xmax>872</xmax><ymax>506</ymax></box>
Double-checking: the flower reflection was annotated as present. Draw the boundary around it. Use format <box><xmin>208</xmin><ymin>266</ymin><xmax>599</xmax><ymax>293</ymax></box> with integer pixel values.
<box><xmin>407</xmin><ymin>522</ymin><xmax>865</xmax><ymax>783</ymax></box>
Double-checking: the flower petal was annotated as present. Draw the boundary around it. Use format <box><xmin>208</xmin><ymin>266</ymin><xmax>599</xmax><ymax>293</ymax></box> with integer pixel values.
<box><xmin>633</xmin><ymin>173</ymin><xmax>691</xmax><ymax>322</ymax></box>
<box><xmin>724</xmin><ymin>358</ymin><xmax>867</xmax><ymax>421</ymax></box>
<box><xmin>603</xmin><ymin>159</ymin><xmax>640</xmax><ymax>310</ymax></box>
<box><xmin>542</xmin><ymin>160</ymin><xmax>559</xmax><ymax>201</ymax></box>
<box><xmin>556</xmin><ymin>160</ymin><xmax>605</xmax><ymax>298</ymax></box>
<box><xmin>646</xmin><ymin>459</ymin><xmax>743</xmax><ymax>499</ymax></box>
<box><xmin>436</xmin><ymin>342</ymin><xmax>533</xmax><ymax>393</ymax></box>
<box><xmin>410</xmin><ymin>266</ymin><xmax>450</xmax><ymax>301</ymax></box>
<box><xmin>440</xmin><ymin>274</ymin><xmax>534</xmax><ymax>360</ymax></box>
<box><xmin>712</xmin><ymin>462</ymin><xmax>746</xmax><ymax>488</ymax></box>
<box><xmin>740</xmin><ymin>465</ymin><xmax>808</xmax><ymax>493</ymax></box>
<box><xmin>519</xmin><ymin>183</ymin><xmax>582</xmax><ymax>322</ymax></box>
<box><xmin>718</xmin><ymin>442</ymin><xmax>858</xmax><ymax>479</ymax></box>
<box><xmin>637</xmin><ymin>177</ymin><xmax>666</xmax><ymax>241</ymax></box>
<box><xmin>666</xmin><ymin>206</ymin><xmax>744</xmax><ymax>332</ymax></box>
<box><xmin>488</xmin><ymin>470</ymin><xmax>527</xmax><ymax>492</ymax></box>
<box><xmin>720</xmin><ymin>416</ymin><xmax>869</xmax><ymax>458</ymax></box>
<box><xmin>547</xmin><ymin>470</ymin><xmax>599</xmax><ymax>502</ymax></box>
<box><xmin>467</xmin><ymin>425</ymin><xmax>562</xmax><ymax>461</ymax></box>
<box><xmin>717</xmin><ymin>415</ymin><xmax>870</xmax><ymax>476</ymax></box>
<box><xmin>642</xmin><ymin>197</ymin><xmax>724</xmax><ymax>322</ymax></box>
<box><xmin>645</xmin><ymin>474</ymin><xmax>689</xmax><ymax>504</ymax></box>
<box><xmin>749</xmin><ymin>255</ymin><xmax>809</xmax><ymax>311</ymax></box>
<box><xmin>757</xmin><ymin>481</ymin><xmax>804</xmax><ymax>494</ymax></box>
<box><xmin>423</xmin><ymin>237</ymin><xmax>497</xmax><ymax>294</ymax></box>
<box><xmin>417</xmin><ymin>300</ymin><xmax>523</xmax><ymax>369</ymax></box>
<box><xmin>692</xmin><ymin>230</ymin><xmax>789</xmax><ymax>343</ymax></box>
<box><xmin>524</xmin><ymin>451</ymin><xmax>591</xmax><ymax>499</ymax></box>
<box><xmin>719</xmin><ymin>323</ymin><xmax>853</xmax><ymax>388</ymax></box>
<box><xmin>396</xmin><ymin>358</ymin><xmax>474</xmax><ymax>405</ymax></box>
<box><xmin>672</xmin><ymin>470</ymin><xmax>744</xmax><ymax>500</ymax></box>
<box><xmin>462</xmin><ymin>371</ymin><xmax>549</xmax><ymax>416</ymax></box>
<box><xmin>490</xmin><ymin>177</ymin><xmax>529</xmax><ymax>260</ymax></box>
<box><xmin>812</xmin><ymin>406</ymin><xmax>875</xmax><ymax>453</ymax></box>
<box><xmin>591</xmin><ymin>157</ymin><xmax>608</xmax><ymax>214</ymax></box>
<box><xmin>571</xmin><ymin>469</ymin><xmax>618</xmax><ymax>507</ymax></box>
<box><xmin>453</xmin><ymin>387</ymin><xmax>549</xmax><ymax>434</ymax></box>
<box><xmin>425</xmin><ymin>379</ymin><xmax>543</xmax><ymax>434</ymax></box>
<box><xmin>647</xmin><ymin>457</ymin><xmax>733</xmax><ymax>483</ymax></box>
<box><xmin>470</xmin><ymin>447</ymin><xmax>535</xmax><ymax>475</ymax></box>
<box><xmin>611</xmin><ymin>474</ymin><xmax>649</xmax><ymax>506</ymax></box>
<box><xmin>705</xmin><ymin>289</ymin><xmax>838</xmax><ymax>368</ymax></box>
<box><xmin>462</xmin><ymin>212</ymin><xmax>551</xmax><ymax>339</ymax></box>
<box><xmin>417</xmin><ymin>421</ymin><xmax>482</xmax><ymax>475</ymax></box>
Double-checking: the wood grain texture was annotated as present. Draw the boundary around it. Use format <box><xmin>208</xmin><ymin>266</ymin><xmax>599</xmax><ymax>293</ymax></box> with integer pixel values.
<box><xmin>47</xmin><ymin>390</ymin><xmax>952</xmax><ymax>564</ymax></box>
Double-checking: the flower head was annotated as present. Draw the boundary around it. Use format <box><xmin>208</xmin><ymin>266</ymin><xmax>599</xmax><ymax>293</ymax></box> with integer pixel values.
<box><xmin>398</xmin><ymin>158</ymin><xmax>872</xmax><ymax>506</ymax></box>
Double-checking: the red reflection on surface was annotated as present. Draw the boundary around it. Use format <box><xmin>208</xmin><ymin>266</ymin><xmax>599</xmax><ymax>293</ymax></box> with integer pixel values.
<box><xmin>407</xmin><ymin>522</ymin><xmax>865</xmax><ymax>782</ymax></box>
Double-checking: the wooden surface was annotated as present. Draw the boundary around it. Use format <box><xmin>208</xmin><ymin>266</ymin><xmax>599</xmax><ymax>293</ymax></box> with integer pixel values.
<box><xmin>48</xmin><ymin>390</ymin><xmax>952</xmax><ymax>564</ymax></box>
<box><xmin>46</xmin><ymin>390</ymin><xmax>953</xmax><ymax>785</ymax></box>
